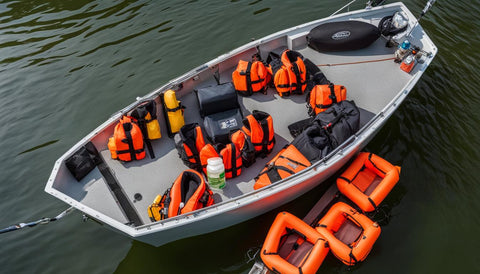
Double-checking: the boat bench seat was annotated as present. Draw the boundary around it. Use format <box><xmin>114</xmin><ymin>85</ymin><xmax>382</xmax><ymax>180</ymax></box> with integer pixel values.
<box><xmin>195</xmin><ymin>82</ymin><xmax>243</xmax><ymax>144</ymax></box>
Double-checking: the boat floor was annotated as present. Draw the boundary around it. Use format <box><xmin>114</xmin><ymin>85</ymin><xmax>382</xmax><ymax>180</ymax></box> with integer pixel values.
<box><xmin>65</xmin><ymin>36</ymin><xmax>413</xmax><ymax>225</ymax></box>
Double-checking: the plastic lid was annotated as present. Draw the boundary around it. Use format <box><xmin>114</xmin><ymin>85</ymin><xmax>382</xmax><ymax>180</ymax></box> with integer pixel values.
<box><xmin>401</xmin><ymin>40</ymin><xmax>410</xmax><ymax>50</ymax></box>
<box><xmin>207</xmin><ymin>157</ymin><xmax>223</xmax><ymax>166</ymax></box>
<box><xmin>392</xmin><ymin>11</ymin><xmax>408</xmax><ymax>29</ymax></box>
<box><xmin>404</xmin><ymin>54</ymin><xmax>414</xmax><ymax>63</ymax></box>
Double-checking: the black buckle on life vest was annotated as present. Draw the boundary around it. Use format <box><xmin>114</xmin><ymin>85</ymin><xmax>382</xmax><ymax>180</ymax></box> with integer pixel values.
<box><xmin>165</xmin><ymin>103</ymin><xmax>185</xmax><ymax>113</ymax></box>
<box><xmin>328</xmin><ymin>83</ymin><xmax>338</xmax><ymax>104</ymax></box>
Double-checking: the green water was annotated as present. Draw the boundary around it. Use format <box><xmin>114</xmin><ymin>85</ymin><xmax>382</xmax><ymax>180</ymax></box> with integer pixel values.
<box><xmin>1</xmin><ymin>0</ymin><xmax>479</xmax><ymax>273</ymax></box>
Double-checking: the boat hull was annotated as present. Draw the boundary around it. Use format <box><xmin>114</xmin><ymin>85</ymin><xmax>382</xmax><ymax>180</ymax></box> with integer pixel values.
<box><xmin>136</xmin><ymin>122</ymin><xmax>383</xmax><ymax>246</ymax></box>
<box><xmin>45</xmin><ymin>2</ymin><xmax>437</xmax><ymax>247</ymax></box>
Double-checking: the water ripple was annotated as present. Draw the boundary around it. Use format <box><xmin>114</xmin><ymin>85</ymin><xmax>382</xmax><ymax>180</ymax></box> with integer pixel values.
<box><xmin>78</xmin><ymin>20</ymin><xmax>173</xmax><ymax>57</ymax></box>
<box><xmin>0</xmin><ymin>0</ymin><xmax>167</xmax><ymax>67</ymax></box>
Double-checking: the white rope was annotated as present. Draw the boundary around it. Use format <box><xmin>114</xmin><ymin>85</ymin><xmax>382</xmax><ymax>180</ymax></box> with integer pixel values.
<box><xmin>330</xmin><ymin>0</ymin><xmax>358</xmax><ymax>17</ymax></box>
<box><xmin>0</xmin><ymin>207</ymin><xmax>75</xmax><ymax>234</ymax></box>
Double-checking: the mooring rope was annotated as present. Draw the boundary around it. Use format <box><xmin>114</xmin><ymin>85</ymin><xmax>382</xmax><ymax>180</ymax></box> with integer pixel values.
<box><xmin>317</xmin><ymin>57</ymin><xmax>396</xmax><ymax>67</ymax></box>
<box><xmin>245</xmin><ymin>246</ymin><xmax>261</xmax><ymax>264</ymax></box>
<box><xmin>0</xmin><ymin>207</ymin><xmax>75</xmax><ymax>234</ymax></box>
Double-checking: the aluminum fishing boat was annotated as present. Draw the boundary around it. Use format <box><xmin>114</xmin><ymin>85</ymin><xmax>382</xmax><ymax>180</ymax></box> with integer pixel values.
<box><xmin>45</xmin><ymin>1</ymin><xmax>437</xmax><ymax>246</ymax></box>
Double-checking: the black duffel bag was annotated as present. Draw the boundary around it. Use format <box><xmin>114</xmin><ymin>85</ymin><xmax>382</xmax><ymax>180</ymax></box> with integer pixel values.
<box><xmin>291</xmin><ymin>123</ymin><xmax>332</xmax><ymax>163</ymax></box>
<box><xmin>307</xmin><ymin>20</ymin><xmax>380</xmax><ymax>52</ymax></box>
<box><xmin>313</xmin><ymin>100</ymin><xmax>360</xmax><ymax>148</ymax></box>
<box><xmin>65</xmin><ymin>142</ymin><xmax>101</xmax><ymax>181</ymax></box>
<box><xmin>195</xmin><ymin>82</ymin><xmax>240</xmax><ymax>118</ymax></box>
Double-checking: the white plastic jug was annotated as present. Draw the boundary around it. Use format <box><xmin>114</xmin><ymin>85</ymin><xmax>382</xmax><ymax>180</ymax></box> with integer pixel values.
<box><xmin>206</xmin><ymin>157</ymin><xmax>226</xmax><ymax>189</ymax></box>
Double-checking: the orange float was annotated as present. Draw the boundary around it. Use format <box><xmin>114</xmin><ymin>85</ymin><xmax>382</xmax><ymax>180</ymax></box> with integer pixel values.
<box><xmin>316</xmin><ymin>202</ymin><xmax>381</xmax><ymax>266</ymax></box>
<box><xmin>337</xmin><ymin>152</ymin><xmax>401</xmax><ymax>212</ymax></box>
<box><xmin>261</xmin><ymin>212</ymin><xmax>329</xmax><ymax>274</ymax></box>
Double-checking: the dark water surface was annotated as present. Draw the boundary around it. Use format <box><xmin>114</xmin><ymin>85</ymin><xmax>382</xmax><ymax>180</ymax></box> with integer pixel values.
<box><xmin>1</xmin><ymin>0</ymin><xmax>479</xmax><ymax>273</ymax></box>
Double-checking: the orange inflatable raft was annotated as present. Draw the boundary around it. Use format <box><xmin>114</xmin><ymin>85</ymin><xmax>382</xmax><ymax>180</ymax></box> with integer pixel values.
<box><xmin>261</xmin><ymin>212</ymin><xmax>329</xmax><ymax>274</ymax></box>
<box><xmin>336</xmin><ymin>152</ymin><xmax>401</xmax><ymax>212</ymax></box>
<box><xmin>316</xmin><ymin>202</ymin><xmax>381</xmax><ymax>266</ymax></box>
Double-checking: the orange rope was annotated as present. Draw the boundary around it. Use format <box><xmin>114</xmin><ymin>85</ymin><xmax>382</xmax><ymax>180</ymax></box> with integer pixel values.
<box><xmin>317</xmin><ymin>57</ymin><xmax>396</xmax><ymax>67</ymax></box>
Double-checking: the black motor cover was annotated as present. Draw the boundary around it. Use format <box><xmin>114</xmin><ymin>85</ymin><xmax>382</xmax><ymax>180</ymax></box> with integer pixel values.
<box><xmin>307</xmin><ymin>20</ymin><xmax>380</xmax><ymax>52</ymax></box>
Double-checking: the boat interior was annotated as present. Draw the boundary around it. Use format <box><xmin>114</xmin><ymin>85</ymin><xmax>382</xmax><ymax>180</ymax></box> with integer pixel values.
<box><xmin>49</xmin><ymin>7</ymin><xmax>419</xmax><ymax>226</ymax></box>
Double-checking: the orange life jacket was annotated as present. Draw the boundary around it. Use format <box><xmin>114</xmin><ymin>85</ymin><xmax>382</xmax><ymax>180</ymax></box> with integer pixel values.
<box><xmin>148</xmin><ymin>169</ymin><xmax>214</xmax><ymax>221</ymax></box>
<box><xmin>199</xmin><ymin>143</ymin><xmax>242</xmax><ymax>179</ymax></box>
<box><xmin>174</xmin><ymin>123</ymin><xmax>207</xmax><ymax>171</ymax></box>
<box><xmin>254</xmin><ymin>144</ymin><xmax>311</xmax><ymax>190</ymax></box>
<box><xmin>232</xmin><ymin>60</ymin><xmax>271</xmax><ymax>96</ymax></box>
<box><xmin>130</xmin><ymin>100</ymin><xmax>161</xmax><ymax>159</ymax></box>
<box><xmin>108</xmin><ymin>137</ymin><xmax>117</xmax><ymax>159</ymax></box>
<box><xmin>307</xmin><ymin>83</ymin><xmax>347</xmax><ymax>116</ymax></box>
<box><xmin>270</xmin><ymin>50</ymin><xmax>307</xmax><ymax>97</ymax></box>
<box><xmin>242</xmin><ymin>110</ymin><xmax>275</xmax><ymax>157</ymax></box>
<box><xmin>230</xmin><ymin>130</ymin><xmax>256</xmax><ymax>167</ymax></box>
<box><xmin>113</xmin><ymin>116</ymin><xmax>145</xmax><ymax>162</ymax></box>
<box><xmin>130</xmin><ymin>100</ymin><xmax>162</xmax><ymax>140</ymax></box>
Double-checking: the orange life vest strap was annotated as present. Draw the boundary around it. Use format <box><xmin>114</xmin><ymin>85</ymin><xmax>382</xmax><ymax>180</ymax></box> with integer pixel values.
<box><xmin>238</xmin><ymin>61</ymin><xmax>266</xmax><ymax>95</ymax></box>
<box><xmin>165</xmin><ymin>104</ymin><xmax>184</xmax><ymax>112</ymax></box>
<box><xmin>179</xmin><ymin>124</ymin><xmax>206</xmax><ymax>171</ymax></box>
<box><xmin>130</xmin><ymin>103</ymin><xmax>157</xmax><ymax>159</ymax></box>
<box><xmin>290</xmin><ymin>61</ymin><xmax>306</xmax><ymax>93</ymax></box>
<box><xmin>225</xmin><ymin>143</ymin><xmax>240</xmax><ymax>176</ymax></box>
<box><xmin>280</xmin><ymin>50</ymin><xmax>307</xmax><ymax>94</ymax></box>
<box><xmin>315</xmin><ymin>83</ymin><xmax>337</xmax><ymax>109</ymax></box>
<box><xmin>247</xmin><ymin>111</ymin><xmax>275</xmax><ymax>156</ymax></box>
<box><xmin>258</xmin><ymin>155</ymin><xmax>308</xmax><ymax>182</ymax></box>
